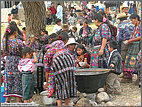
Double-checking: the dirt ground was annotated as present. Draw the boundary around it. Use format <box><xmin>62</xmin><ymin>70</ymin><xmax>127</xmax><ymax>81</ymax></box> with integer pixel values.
<box><xmin>32</xmin><ymin>74</ymin><xmax>141</xmax><ymax>106</ymax></box>
<box><xmin>109</xmin><ymin>81</ymin><xmax>141</xmax><ymax>106</ymax></box>
<box><xmin>2</xmin><ymin>74</ymin><xmax>141</xmax><ymax>106</ymax></box>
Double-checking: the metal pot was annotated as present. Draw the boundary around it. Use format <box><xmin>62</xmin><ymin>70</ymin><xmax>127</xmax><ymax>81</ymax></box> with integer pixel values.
<box><xmin>75</xmin><ymin>68</ymin><xmax>109</xmax><ymax>93</ymax></box>
<box><xmin>40</xmin><ymin>91</ymin><xmax>56</xmax><ymax>105</ymax></box>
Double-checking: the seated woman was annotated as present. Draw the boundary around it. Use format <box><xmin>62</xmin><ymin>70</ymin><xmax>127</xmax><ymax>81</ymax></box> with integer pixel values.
<box><xmin>76</xmin><ymin>44</ymin><xmax>90</xmax><ymax>68</ymax></box>
<box><xmin>26</xmin><ymin>35</ymin><xmax>39</xmax><ymax>52</ymax></box>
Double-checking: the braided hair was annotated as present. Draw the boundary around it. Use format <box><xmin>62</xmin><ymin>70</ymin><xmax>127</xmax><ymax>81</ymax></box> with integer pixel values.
<box><xmin>5</xmin><ymin>25</ymin><xmax>18</xmax><ymax>52</ymax></box>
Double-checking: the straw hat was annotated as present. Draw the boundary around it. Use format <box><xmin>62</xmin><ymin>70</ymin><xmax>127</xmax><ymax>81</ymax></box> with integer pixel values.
<box><xmin>62</xmin><ymin>24</ymin><xmax>69</xmax><ymax>31</ymax></box>
<box><xmin>13</xmin><ymin>5</ymin><xmax>16</xmax><ymax>9</ymax></box>
<box><xmin>117</xmin><ymin>13</ymin><xmax>128</xmax><ymax>19</ymax></box>
<box><xmin>120</xmin><ymin>2</ymin><xmax>130</xmax><ymax>12</ymax></box>
<box><xmin>65</xmin><ymin>38</ymin><xmax>79</xmax><ymax>47</ymax></box>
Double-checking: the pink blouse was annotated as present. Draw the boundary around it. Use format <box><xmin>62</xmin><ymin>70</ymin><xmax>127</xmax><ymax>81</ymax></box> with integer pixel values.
<box><xmin>18</xmin><ymin>58</ymin><xmax>35</xmax><ymax>72</ymax></box>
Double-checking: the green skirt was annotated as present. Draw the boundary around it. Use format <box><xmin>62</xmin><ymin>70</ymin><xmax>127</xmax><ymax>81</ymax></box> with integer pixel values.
<box><xmin>124</xmin><ymin>41</ymin><xmax>140</xmax><ymax>73</ymax></box>
<box><xmin>22</xmin><ymin>73</ymin><xmax>34</xmax><ymax>100</ymax></box>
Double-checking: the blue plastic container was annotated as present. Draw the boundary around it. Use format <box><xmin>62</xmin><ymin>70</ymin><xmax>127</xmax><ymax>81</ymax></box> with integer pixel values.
<box><xmin>1</xmin><ymin>86</ymin><xmax>6</xmax><ymax>103</ymax></box>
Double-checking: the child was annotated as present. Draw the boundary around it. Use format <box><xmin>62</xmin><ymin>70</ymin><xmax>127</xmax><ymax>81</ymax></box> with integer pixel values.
<box><xmin>72</xmin><ymin>27</ymin><xmax>79</xmax><ymax>41</ymax></box>
<box><xmin>26</xmin><ymin>35</ymin><xmax>39</xmax><ymax>52</ymax></box>
<box><xmin>76</xmin><ymin>44</ymin><xmax>90</xmax><ymax>68</ymax></box>
<box><xmin>36</xmin><ymin>29</ymin><xmax>48</xmax><ymax>48</ymax></box>
<box><xmin>106</xmin><ymin>40</ymin><xmax>123</xmax><ymax>95</ymax></box>
<box><xmin>68</xmin><ymin>13</ymin><xmax>76</xmax><ymax>26</ymax></box>
<box><xmin>22</xmin><ymin>27</ymin><xmax>26</xmax><ymax>43</ymax></box>
<box><xmin>8</xmin><ymin>14</ymin><xmax>11</xmax><ymax>24</ymax></box>
<box><xmin>18</xmin><ymin>47</ymin><xmax>37</xmax><ymax>103</ymax></box>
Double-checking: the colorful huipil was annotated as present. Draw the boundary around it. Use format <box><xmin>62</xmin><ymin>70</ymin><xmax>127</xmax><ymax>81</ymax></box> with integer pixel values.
<box><xmin>124</xmin><ymin>22</ymin><xmax>141</xmax><ymax>77</ymax></box>
<box><xmin>116</xmin><ymin>20</ymin><xmax>134</xmax><ymax>52</ymax></box>
<box><xmin>91</xmin><ymin>23</ymin><xmax>111</xmax><ymax>68</ymax></box>
<box><xmin>44</xmin><ymin>40</ymin><xmax>77</xmax><ymax>99</ymax></box>
<box><xmin>2</xmin><ymin>38</ymin><xmax>25</xmax><ymax>97</ymax></box>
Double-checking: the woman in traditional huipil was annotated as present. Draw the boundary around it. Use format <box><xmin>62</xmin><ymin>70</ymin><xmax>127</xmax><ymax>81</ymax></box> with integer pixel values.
<box><xmin>43</xmin><ymin>32</ymin><xmax>77</xmax><ymax>106</ymax></box>
<box><xmin>2</xmin><ymin>25</ymin><xmax>25</xmax><ymax>103</ymax></box>
<box><xmin>123</xmin><ymin>14</ymin><xmax>141</xmax><ymax>80</ymax></box>
<box><xmin>91</xmin><ymin>13</ymin><xmax>111</xmax><ymax>68</ymax></box>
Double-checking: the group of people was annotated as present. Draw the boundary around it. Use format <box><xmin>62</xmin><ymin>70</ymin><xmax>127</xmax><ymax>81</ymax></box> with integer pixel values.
<box><xmin>1</xmin><ymin>2</ymin><xmax>141</xmax><ymax>106</ymax></box>
<box><xmin>46</xmin><ymin>2</ymin><xmax>63</xmax><ymax>25</ymax></box>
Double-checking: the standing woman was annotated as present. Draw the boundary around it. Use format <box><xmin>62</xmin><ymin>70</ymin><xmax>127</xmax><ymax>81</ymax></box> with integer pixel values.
<box><xmin>2</xmin><ymin>25</ymin><xmax>25</xmax><ymax>103</ymax></box>
<box><xmin>43</xmin><ymin>32</ymin><xmax>77</xmax><ymax>106</ymax></box>
<box><xmin>91</xmin><ymin>13</ymin><xmax>111</xmax><ymax>68</ymax></box>
<box><xmin>123</xmin><ymin>14</ymin><xmax>141</xmax><ymax>81</ymax></box>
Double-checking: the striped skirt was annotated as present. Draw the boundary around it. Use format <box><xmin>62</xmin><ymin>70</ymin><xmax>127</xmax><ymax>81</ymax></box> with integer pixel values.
<box><xmin>54</xmin><ymin>70</ymin><xmax>77</xmax><ymax>100</ymax></box>
<box><xmin>52</xmin><ymin>53</ymin><xmax>77</xmax><ymax>100</ymax></box>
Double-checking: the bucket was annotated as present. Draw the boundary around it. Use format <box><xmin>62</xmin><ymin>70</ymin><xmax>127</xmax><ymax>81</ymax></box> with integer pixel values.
<box><xmin>1</xmin><ymin>86</ymin><xmax>6</xmax><ymax>103</ymax></box>
<box><xmin>40</xmin><ymin>90</ymin><xmax>56</xmax><ymax>105</ymax></box>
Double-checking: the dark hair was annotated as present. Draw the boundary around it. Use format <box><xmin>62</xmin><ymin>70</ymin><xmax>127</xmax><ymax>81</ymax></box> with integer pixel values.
<box><xmin>107</xmin><ymin>14</ymin><xmax>112</xmax><ymax>21</ymax></box>
<box><xmin>10</xmin><ymin>21</ymin><xmax>23</xmax><ymax>36</ymax></box>
<box><xmin>40</xmin><ymin>29</ymin><xmax>46</xmax><ymax>32</ymax></box>
<box><xmin>83</xmin><ymin>12</ymin><xmax>87</xmax><ymax>15</ymax></box>
<box><xmin>59</xmin><ymin>32</ymin><xmax>69</xmax><ymax>42</ymax></box>
<box><xmin>119</xmin><ymin>17</ymin><xmax>128</xmax><ymax>21</ymax></box>
<box><xmin>57</xmin><ymin>3</ymin><xmax>60</xmax><ymax>5</ymax></box>
<box><xmin>22</xmin><ymin>47</ymin><xmax>34</xmax><ymax>58</ymax></box>
<box><xmin>99</xmin><ymin>11</ymin><xmax>106</xmax><ymax>17</ymax></box>
<box><xmin>87</xmin><ymin>9</ymin><xmax>90</xmax><ymax>12</ymax></box>
<box><xmin>84</xmin><ymin>20</ymin><xmax>88</xmax><ymax>24</ymax></box>
<box><xmin>72</xmin><ymin>27</ymin><xmax>77</xmax><ymax>32</ymax></box>
<box><xmin>51</xmin><ymin>2</ymin><xmax>54</xmax><ymax>5</ymax></box>
<box><xmin>130</xmin><ymin>14</ymin><xmax>140</xmax><ymax>21</ymax></box>
<box><xmin>40</xmin><ymin>29</ymin><xmax>48</xmax><ymax>34</ymax></box>
<box><xmin>8</xmin><ymin>13</ymin><xmax>11</xmax><ymax>16</ymax></box>
<box><xmin>76</xmin><ymin>44</ymin><xmax>89</xmax><ymax>56</ymax></box>
<box><xmin>109</xmin><ymin>40</ymin><xmax>118</xmax><ymax>49</ymax></box>
<box><xmin>5</xmin><ymin>25</ymin><xmax>18</xmax><ymax>52</ymax></box>
<box><xmin>45</xmin><ymin>31</ymin><xmax>48</xmax><ymax>35</ymax></box>
<box><xmin>70</xmin><ymin>13</ymin><xmax>74</xmax><ymax>17</ymax></box>
<box><xmin>94</xmin><ymin>13</ymin><xmax>103</xmax><ymax>22</ymax></box>
<box><xmin>22</xmin><ymin>27</ymin><xmax>26</xmax><ymax>31</ymax></box>
<box><xmin>48</xmin><ymin>33</ymin><xmax>58</xmax><ymax>43</ymax></box>
<box><xmin>55</xmin><ymin>18</ymin><xmax>61</xmax><ymax>24</ymax></box>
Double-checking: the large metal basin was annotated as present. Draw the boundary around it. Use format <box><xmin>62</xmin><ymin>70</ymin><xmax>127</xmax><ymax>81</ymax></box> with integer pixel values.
<box><xmin>75</xmin><ymin>68</ymin><xmax>109</xmax><ymax>93</ymax></box>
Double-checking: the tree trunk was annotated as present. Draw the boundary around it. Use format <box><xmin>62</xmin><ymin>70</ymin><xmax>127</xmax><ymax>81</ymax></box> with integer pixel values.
<box><xmin>22</xmin><ymin>1</ymin><xmax>46</xmax><ymax>41</ymax></box>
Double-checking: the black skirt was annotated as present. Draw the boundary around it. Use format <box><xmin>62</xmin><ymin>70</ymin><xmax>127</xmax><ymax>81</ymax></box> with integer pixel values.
<box><xmin>55</xmin><ymin>70</ymin><xmax>77</xmax><ymax>100</ymax></box>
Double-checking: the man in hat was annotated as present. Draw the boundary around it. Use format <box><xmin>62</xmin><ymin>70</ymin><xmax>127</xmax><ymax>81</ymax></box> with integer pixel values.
<box><xmin>121</xmin><ymin>2</ymin><xmax>131</xmax><ymax>21</ymax></box>
<box><xmin>116</xmin><ymin>13</ymin><xmax>134</xmax><ymax>82</ymax></box>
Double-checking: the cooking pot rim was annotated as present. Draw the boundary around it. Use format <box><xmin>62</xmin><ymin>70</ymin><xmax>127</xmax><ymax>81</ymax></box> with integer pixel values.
<box><xmin>75</xmin><ymin>71</ymin><xmax>109</xmax><ymax>76</ymax></box>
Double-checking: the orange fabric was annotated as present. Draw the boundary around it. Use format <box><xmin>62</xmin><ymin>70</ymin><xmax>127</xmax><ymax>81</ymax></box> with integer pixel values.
<box><xmin>8</xmin><ymin>16</ymin><xmax>11</xmax><ymax>21</ymax></box>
